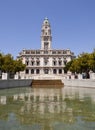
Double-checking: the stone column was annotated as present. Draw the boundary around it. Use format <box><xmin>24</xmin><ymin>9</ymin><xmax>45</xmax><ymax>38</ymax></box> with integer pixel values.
<box><xmin>2</xmin><ymin>73</ymin><xmax>8</xmax><ymax>80</ymax></box>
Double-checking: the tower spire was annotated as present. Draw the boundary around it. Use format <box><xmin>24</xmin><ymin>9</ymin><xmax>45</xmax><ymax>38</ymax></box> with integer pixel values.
<box><xmin>41</xmin><ymin>18</ymin><xmax>52</xmax><ymax>50</ymax></box>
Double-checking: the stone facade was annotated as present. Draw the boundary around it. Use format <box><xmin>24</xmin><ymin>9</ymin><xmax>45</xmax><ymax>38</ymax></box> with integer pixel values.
<box><xmin>17</xmin><ymin>18</ymin><xmax>75</xmax><ymax>79</ymax></box>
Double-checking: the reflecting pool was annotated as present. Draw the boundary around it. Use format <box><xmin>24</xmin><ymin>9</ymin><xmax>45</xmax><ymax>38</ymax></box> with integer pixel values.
<box><xmin>0</xmin><ymin>86</ymin><xmax>95</xmax><ymax>130</ymax></box>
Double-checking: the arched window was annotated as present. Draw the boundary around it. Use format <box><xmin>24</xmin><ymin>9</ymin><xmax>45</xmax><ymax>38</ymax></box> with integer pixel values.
<box><xmin>44</xmin><ymin>69</ymin><xmax>49</xmax><ymax>74</ymax></box>
<box><xmin>25</xmin><ymin>69</ymin><xmax>29</xmax><ymax>74</ymax></box>
<box><xmin>59</xmin><ymin>69</ymin><xmax>62</xmax><ymax>74</ymax></box>
<box><xmin>31</xmin><ymin>69</ymin><xmax>34</xmax><ymax>74</ymax></box>
<box><xmin>36</xmin><ymin>69</ymin><xmax>40</xmax><ymax>74</ymax></box>
<box><xmin>53</xmin><ymin>69</ymin><xmax>57</xmax><ymax>74</ymax></box>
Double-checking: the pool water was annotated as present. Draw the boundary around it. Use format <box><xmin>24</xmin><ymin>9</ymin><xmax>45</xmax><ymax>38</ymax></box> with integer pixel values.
<box><xmin>0</xmin><ymin>87</ymin><xmax>95</xmax><ymax>130</ymax></box>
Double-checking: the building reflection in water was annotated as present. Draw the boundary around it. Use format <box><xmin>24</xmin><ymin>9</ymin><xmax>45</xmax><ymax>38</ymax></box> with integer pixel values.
<box><xmin>0</xmin><ymin>87</ymin><xmax>95</xmax><ymax>130</ymax></box>
<box><xmin>0</xmin><ymin>87</ymin><xmax>95</xmax><ymax>113</ymax></box>
<box><xmin>0</xmin><ymin>96</ymin><xmax>6</xmax><ymax>105</ymax></box>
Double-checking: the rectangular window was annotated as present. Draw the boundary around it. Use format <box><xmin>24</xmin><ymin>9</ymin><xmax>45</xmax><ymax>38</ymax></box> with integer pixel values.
<box><xmin>25</xmin><ymin>69</ymin><xmax>29</xmax><ymax>74</ymax></box>
<box><xmin>44</xmin><ymin>61</ymin><xmax>48</xmax><ymax>65</ymax></box>
<box><xmin>26</xmin><ymin>61</ymin><xmax>29</xmax><ymax>66</ymax></box>
<box><xmin>52</xmin><ymin>51</ymin><xmax>56</xmax><ymax>54</ymax></box>
<box><xmin>44</xmin><ymin>42</ymin><xmax>49</xmax><ymax>50</ymax></box>
<box><xmin>36</xmin><ymin>51</ymin><xmax>40</xmax><ymax>54</ymax></box>
<box><xmin>37</xmin><ymin>61</ymin><xmax>40</xmax><ymax>66</ymax></box>
<box><xmin>31</xmin><ymin>61</ymin><xmax>34</xmax><ymax>66</ymax></box>
<box><xmin>53</xmin><ymin>61</ymin><xmax>56</xmax><ymax>66</ymax></box>
<box><xmin>59</xmin><ymin>61</ymin><xmax>62</xmax><ymax>66</ymax></box>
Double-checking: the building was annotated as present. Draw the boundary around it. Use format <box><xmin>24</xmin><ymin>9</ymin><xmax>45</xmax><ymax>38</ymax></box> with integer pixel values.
<box><xmin>17</xmin><ymin>18</ymin><xmax>75</xmax><ymax>79</ymax></box>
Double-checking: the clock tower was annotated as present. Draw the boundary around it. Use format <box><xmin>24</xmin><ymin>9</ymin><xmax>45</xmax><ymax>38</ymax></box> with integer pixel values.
<box><xmin>41</xmin><ymin>18</ymin><xmax>52</xmax><ymax>50</ymax></box>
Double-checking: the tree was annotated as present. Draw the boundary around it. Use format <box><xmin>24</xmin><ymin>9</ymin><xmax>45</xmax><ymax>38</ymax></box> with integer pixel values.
<box><xmin>64</xmin><ymin>51</ymin><xmax>95</xmax><ymax>74</ymax></box>
<box><xmin>64</xmin><ymin>60</ymin><xmax>73</xmax><ymax>73</ymax></box>
<box><xmin>14</xmin><ymin>59</ymin><xmax>26</xmax><ymax>73</ymax></box>
<box><xmin>88</xmin><ymin>52</ymin><xmax>95</xmax><ymax>72</ymax></box>
<box><xmin>1</xmin><ymin>54</ymin><xmax>14</xmax><ymax>73</ymax></box>
<box><xmin>0</xmin><ymin>53</ymin><xmax>26</xmax><ymax>78</ymax></box>
<box><xmin>0</xmin><ymin>53</ymin><xmax>4</xmax><ymax>71</ymax></box>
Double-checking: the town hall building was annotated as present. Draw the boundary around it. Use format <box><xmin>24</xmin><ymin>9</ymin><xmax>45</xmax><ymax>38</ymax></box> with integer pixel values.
<box><xmin>17</xmin><ymin>18</ymin><xmax>75</xmax><ymax>79</ymax></box>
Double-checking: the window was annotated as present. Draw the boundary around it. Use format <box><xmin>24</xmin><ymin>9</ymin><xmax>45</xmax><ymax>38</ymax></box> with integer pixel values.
<box><xmin>44</xmin><ymin>61</ymin><xmax>47</xmax><ymax>65</ymax></box>
<box><xmin>37</xmin><ymin>61</ymin><xmax>40</xmax><ymax>66</ymax></box>
<box><xmin>26</xmin><ymin>61</ymin><xmax>29</xmax><ymax>66</ymax></box>
<box><xmin>59</xmin><ymin>69</ymin><xmax>62</xmax><ymax>74</ymax></box>
<box><xmin>59</xmin><ymin>61</ymin><xmax>62</xmax><ymax>66</ymax></box>
<box><xmin>53</xmin><ymin>61</ymin><xmax>56</xmax><ymax>66</ymax></box>
<box><xmin>44</xmin><ymin>58</ymin><xmax>48</xmax><ymax>65</ymax></box>
<box><xmin>36</xmin><ymin>69</ymin><xmax>40</xmax><ymax>74</ymax></box>
<box><xmin>53</xmin><ymin>69</ymin><xmax>57</xmax><ymax>74</ymax></box>
<box><xmin>44</xmin><ymin>69</ymin><xmax>49</xmax><ymax>74</ymax></box>
<box><xmin>31</xmin><ymin>61</ymin><xmax>34</xmax><ymax>66</ymax></box>
<box><xmin>31</xmin><ymin>69</ymin><xmax>34</xmax><ymax>74</ymax></box>
<box><xmin>63</xmin><ymin>51</ymin><xmax>66</xmax><ymax>54</ymax></box>
<box><xmin>58</xmin><ymin>51</ymin><xmax>61</xmax><ymax>54</ymax></box>
<box><xmin>52</xmin><ymin>51</ymin><xmax>56</xmax><ymax>54</ymax></box>
<box><xmin>64</xmin><ymin>59</ymin><xmax>67</xmax><ymax>65</ymax></box>
<box><xmin>36</xmin><ymin>51</ymin><xmax>40</xmax><ymax>54</ymax></box>
<box><xmin>44</xmin><ymin>36</ymin><xmax>48</xmax><ymax>41</ymax></box>
<box><xmin>31</xmin><ymin>51</ymin><xmax>35</xmax><ymax>54</ymax></box>
<box><xmin>25</xmin><ymin>69</ymin><xmax>29</xmax><ymax>74</ymax></box>
<box><xmin>44</xmin><ymin>42</ymin><xmax>49</xmax><ymax>50</ymax></box>
<box><xmin>26</xmin><ymin>51</ymin><xmax>30</xmax><ymax>54</ymax></box>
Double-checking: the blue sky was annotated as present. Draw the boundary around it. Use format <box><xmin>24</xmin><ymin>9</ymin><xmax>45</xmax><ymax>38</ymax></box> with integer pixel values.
<box><xmin>0</xmin><ymin>0</ymin><xmax>95</xmax><ymax>58</ymax></box>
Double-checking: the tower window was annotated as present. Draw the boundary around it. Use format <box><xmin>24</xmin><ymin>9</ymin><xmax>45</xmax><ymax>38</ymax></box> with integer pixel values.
<box><xmin>44</xmin><ymin>42</ymin><xmax>49</xmax><ymax>50</ymax></box>
<box><xmin>44</xmin><ymin>36</ymin><xmax>48</xmax><ymax>41</ymax></box>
